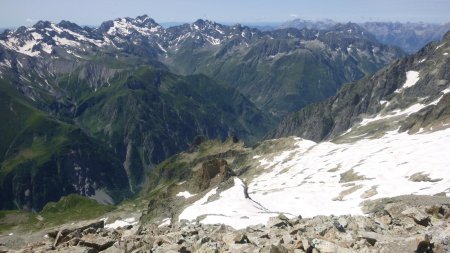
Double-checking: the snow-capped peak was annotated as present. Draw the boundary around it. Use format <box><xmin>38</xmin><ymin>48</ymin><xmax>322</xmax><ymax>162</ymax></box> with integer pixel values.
<box><xmin>0</xmin><ymin>19</ymin><xmax>110</xmax><ymax>57</ymax></box>
<box><xmin>100</xmin><ymin>15</ymin><xmax>163</xmax><ymax>37</ymax></box>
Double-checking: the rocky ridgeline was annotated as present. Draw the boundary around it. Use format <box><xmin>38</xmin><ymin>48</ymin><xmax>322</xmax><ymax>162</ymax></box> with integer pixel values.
<box><xmin>4</xmin><ymin>196</ymin><xmax>449</xmax><ymax>253</ymax></box>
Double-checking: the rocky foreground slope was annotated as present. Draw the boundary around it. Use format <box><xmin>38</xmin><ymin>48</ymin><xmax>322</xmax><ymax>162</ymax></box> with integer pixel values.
<box><xmin>2</xmin><ymin>195</ymin><xmax>449</xmax><ymax>252</ymax></box>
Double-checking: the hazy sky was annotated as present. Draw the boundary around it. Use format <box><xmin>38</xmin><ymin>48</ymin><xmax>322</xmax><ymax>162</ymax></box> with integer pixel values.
<box><xmin>1</xmin><ymin>0</ymin><xmax>449</xmax><ymax>27</ymax></box>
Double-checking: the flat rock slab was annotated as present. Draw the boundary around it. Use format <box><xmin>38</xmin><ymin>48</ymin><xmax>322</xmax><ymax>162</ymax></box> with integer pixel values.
<box><xmin>47</xmin><ymin>220</ymin><xmax>104</xmax><ymax>238</ymax></box>
<box><xmin>56</xmin><ymin>246</ymin><xmax>97</xmax><ymax>253</ymax></box>
<box><xmin>361</xmin><ymin>195</ymin><xmax>450</xmax><ymax>214</ymax></box>
<box><xmin>79</xmin><ymin>234</ymin><xmax>115</xmax><ymax>251</ymax></box>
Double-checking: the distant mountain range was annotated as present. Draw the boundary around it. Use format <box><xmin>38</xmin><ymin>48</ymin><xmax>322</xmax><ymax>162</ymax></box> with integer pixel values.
<box><xmin>281</xmin><ymin>19</ymin><xmax>450</xmax><ymax>53</ymax></box>
<box><xmin>0</xmin><ymin>15</ymin><xmax>404</xmax><ymax>117</ymax></box>
<box><xmin>0</xmin><ymin>15</ymin><xmax>407</xmax><ymax>210</ymax></box>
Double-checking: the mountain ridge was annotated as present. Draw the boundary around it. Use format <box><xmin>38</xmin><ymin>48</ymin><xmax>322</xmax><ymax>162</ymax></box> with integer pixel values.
<box><xmin>281</xmin><ymin>18</ymin><xmax>450</xmax><ymax>53</ymax></box>
<box><xmin>0</xmin><ymin>15</ymin><xmax>405</xmax><ymax>117</ymax></box>
<box><xmin>267</xmin><ymin>32</ymin><xmax>450</xmax><ymax>141</ymax></box>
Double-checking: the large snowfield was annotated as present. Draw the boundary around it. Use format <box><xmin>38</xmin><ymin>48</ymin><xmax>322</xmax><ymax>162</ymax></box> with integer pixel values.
<box><xmin>179</xmin><ymin>126</ymin><xmax>450</xmax><ymax>229</ymax></box>
<box><xmin>176</xmin><ymin>67</ymin><xmax>450</xmax><ymax>229</ymax></box>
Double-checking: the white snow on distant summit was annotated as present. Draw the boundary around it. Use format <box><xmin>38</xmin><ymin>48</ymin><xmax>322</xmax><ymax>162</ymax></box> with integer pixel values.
<box><xmin>0</xmin><ymin>37</ymin><xmax>41</xmax><ymax>56</ymax></box>
<box><xmin>204</xmin><ymin>34</ymin><xmax>221</xmax><ymax>45</ymax></box>
<box><xmin>106</xmin><ymin>18</ymin><xmax>161</xmax><ymax>38</ymax></box>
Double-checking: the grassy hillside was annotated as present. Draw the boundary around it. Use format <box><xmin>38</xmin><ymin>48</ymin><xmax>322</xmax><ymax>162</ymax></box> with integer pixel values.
<box><xmin>0</xmin><ymin>78</ymin><xmax>130</xmax><ymax>210</ymax></box>
<box><xmin>75</xmin><ymin>66</ymin><xmax>274</xmax><ymax>188</ymax></box>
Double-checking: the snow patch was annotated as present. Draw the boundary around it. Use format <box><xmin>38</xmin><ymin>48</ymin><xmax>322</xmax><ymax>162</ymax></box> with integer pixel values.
<box><xmin>441</xmin><ymin>87</ymin><xmax>450</xmax><ymax>94</ymax></box>
<box><xmin>105</xmin><ymin>217</ymin><xmax>137</xmax><ymax>229</ymax></box>
<box><xmin>395</xmin><ymin>71</ymin><xmax>420</xmax><ymax>93</ymax></box>
<box><xmin>0</xmin><ymin>59</ymin><xmax>12</xmax><ymax>69</ymax></box>
<box><xmin>179</xmin><ymin>178</ymin><xmax>276</xmax><ymax>229</ymax></box>
<box><xmin>31</xmin><ymin>32</ymin><xmax>42</xmax><ymax>40</ymax></box>
<box><xmin>359</xmin><ymin>101</ymin><xmax>428</xmax><ymax>126</ymax></box>
<box><xmin>379</xmin><ymin>100</ymin><xmax>389</xmax><ymax>106</ymax></box>
<box><xmin>0</xmin><ymin>37</ymin><xmax>40</xmax><ymax>57</ymax></box>
<box><xmin>176</xmin><ymin>191</ymin><xmax>195</xmax><ymax>198</ymax></box>
<box><xmin>436</xmin><ymin>43</ymin><xmax>446</xmax><ymax>50</ymax></box>
<box><xmin>204</xmin><ymin>34</ymin><xmax>221</xmax><ymax>45</ymax></box>
<box><xmin>158</xmin><ymin>218</ymin><xmax>171</xmax><ymax>227</ymax></box>
<box><xmin>91</xmin><ymin>189</ymin><xmax>114</xmax><ymax>205</ymax></box>
<box><xmin>54</xmin><ymin>36</ymin><xmax>80</xmax><ymax>47</ymax></box>
<box><xmin>402</xmin><ymin>71</ymin><xmax>420</xmax><ymax>89</ymax></box>
<box><xmin>156</xmin><ymin>42</ymin><xmax>167</xmax><ymax>53</ymax></box>
<box><xmin>41</xmin><ymin>43</ymin><xmax>53</xmax><ymax>54</ymax></box>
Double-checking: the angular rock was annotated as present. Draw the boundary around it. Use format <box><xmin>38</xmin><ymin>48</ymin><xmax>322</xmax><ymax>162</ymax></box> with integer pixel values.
<box><xmin>401</xmin><ymin>207</ymin><xmax>431</xmax><ymax>226</ymax></box>
<box><xmin>194</xmin><ymin>159</ymin><xmax>235</xmax><ymax>191</ymax></box>
<box><xmin>55</xmin><ymin>246</ymin><xmax>97</xmax><ymax>253</ymax></box>
<box><xmin>222</xmin><ymin>232</ymin><xmax>250</xmax><ymax>245</ymax></box>
<box><xmin>358</xmin><ymin>231</ymin><xmax>392</xmax><ymax>246</ymax></box>
<box><xmin>229</xmin><ymin>243</ymin><xmax>259</xmax><ymax>253</ymax></box>
<box><xmin>102</xmin><ymin>244</ymin><xmax>123</xmax><ymax>253</ymax></box>
<box><xmin>261</xmin><ymin>243</ymin><xmax>289</xmax><ymax>253</ymax></box>
<box><xmin>312</xmin><ymin>239</ymin><xmax>356</xmax><ymax>253</ymax></box>
<box><xmin>78</xmin><ymin>235</ymin><xmax>115</xmax><ymax>251</ymax></box>
<box><xmin>379</xmin><ymin>235</ymin><xmax>433</xmax><ymax>253</ymax></box>
<box><xmin>333</xmin><ymin>220</ymin><xmax>346</xmax><ymax>232</ymax></box>
<box><xmin>47</xmin><ymin>220</ymin><xmax>105</xmax><ymax>239</ymax></box>
<box><xmin>195</xmin><ymin>241</ymin><xmax>225</xmax><ymax>253</ymax></box>
<box><xmin>267</xmin><ymin>216</ymin><xmax>290</xmax><ymax>228</ymax></box>
<box><xmin>375</xmin><ymin>214</ymin><xmax>392</xmax><ymax>226</ymax></box>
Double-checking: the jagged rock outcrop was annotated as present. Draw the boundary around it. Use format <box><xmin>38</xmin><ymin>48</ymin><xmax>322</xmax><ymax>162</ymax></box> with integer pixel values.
<box><xmin>194</xmin><ymin>159</ymin><xmax>235</xmax><ymax>191</ymax></box>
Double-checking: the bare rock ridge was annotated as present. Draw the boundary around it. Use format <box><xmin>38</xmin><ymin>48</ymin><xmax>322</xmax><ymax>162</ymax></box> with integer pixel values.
<box><xmin>268</xmin><ymin>29</ymin><xmax>450</xmax><ymax>141</ymax></box>
<box><xmin>280</xmin><ymin>18</ymin><xmax>450</xmax><ymax>53</ymax></box>
<box><xmin>194</xmin><ymin>159</ymin><xmax>235</xmax><ymax>191</ymax></box>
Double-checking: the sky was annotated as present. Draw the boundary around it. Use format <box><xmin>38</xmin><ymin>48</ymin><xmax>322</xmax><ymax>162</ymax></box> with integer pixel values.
<box><xmin>1</xmin><ymin>0</ymin><xmax>449</xmax><ymax>28</ymax></box>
